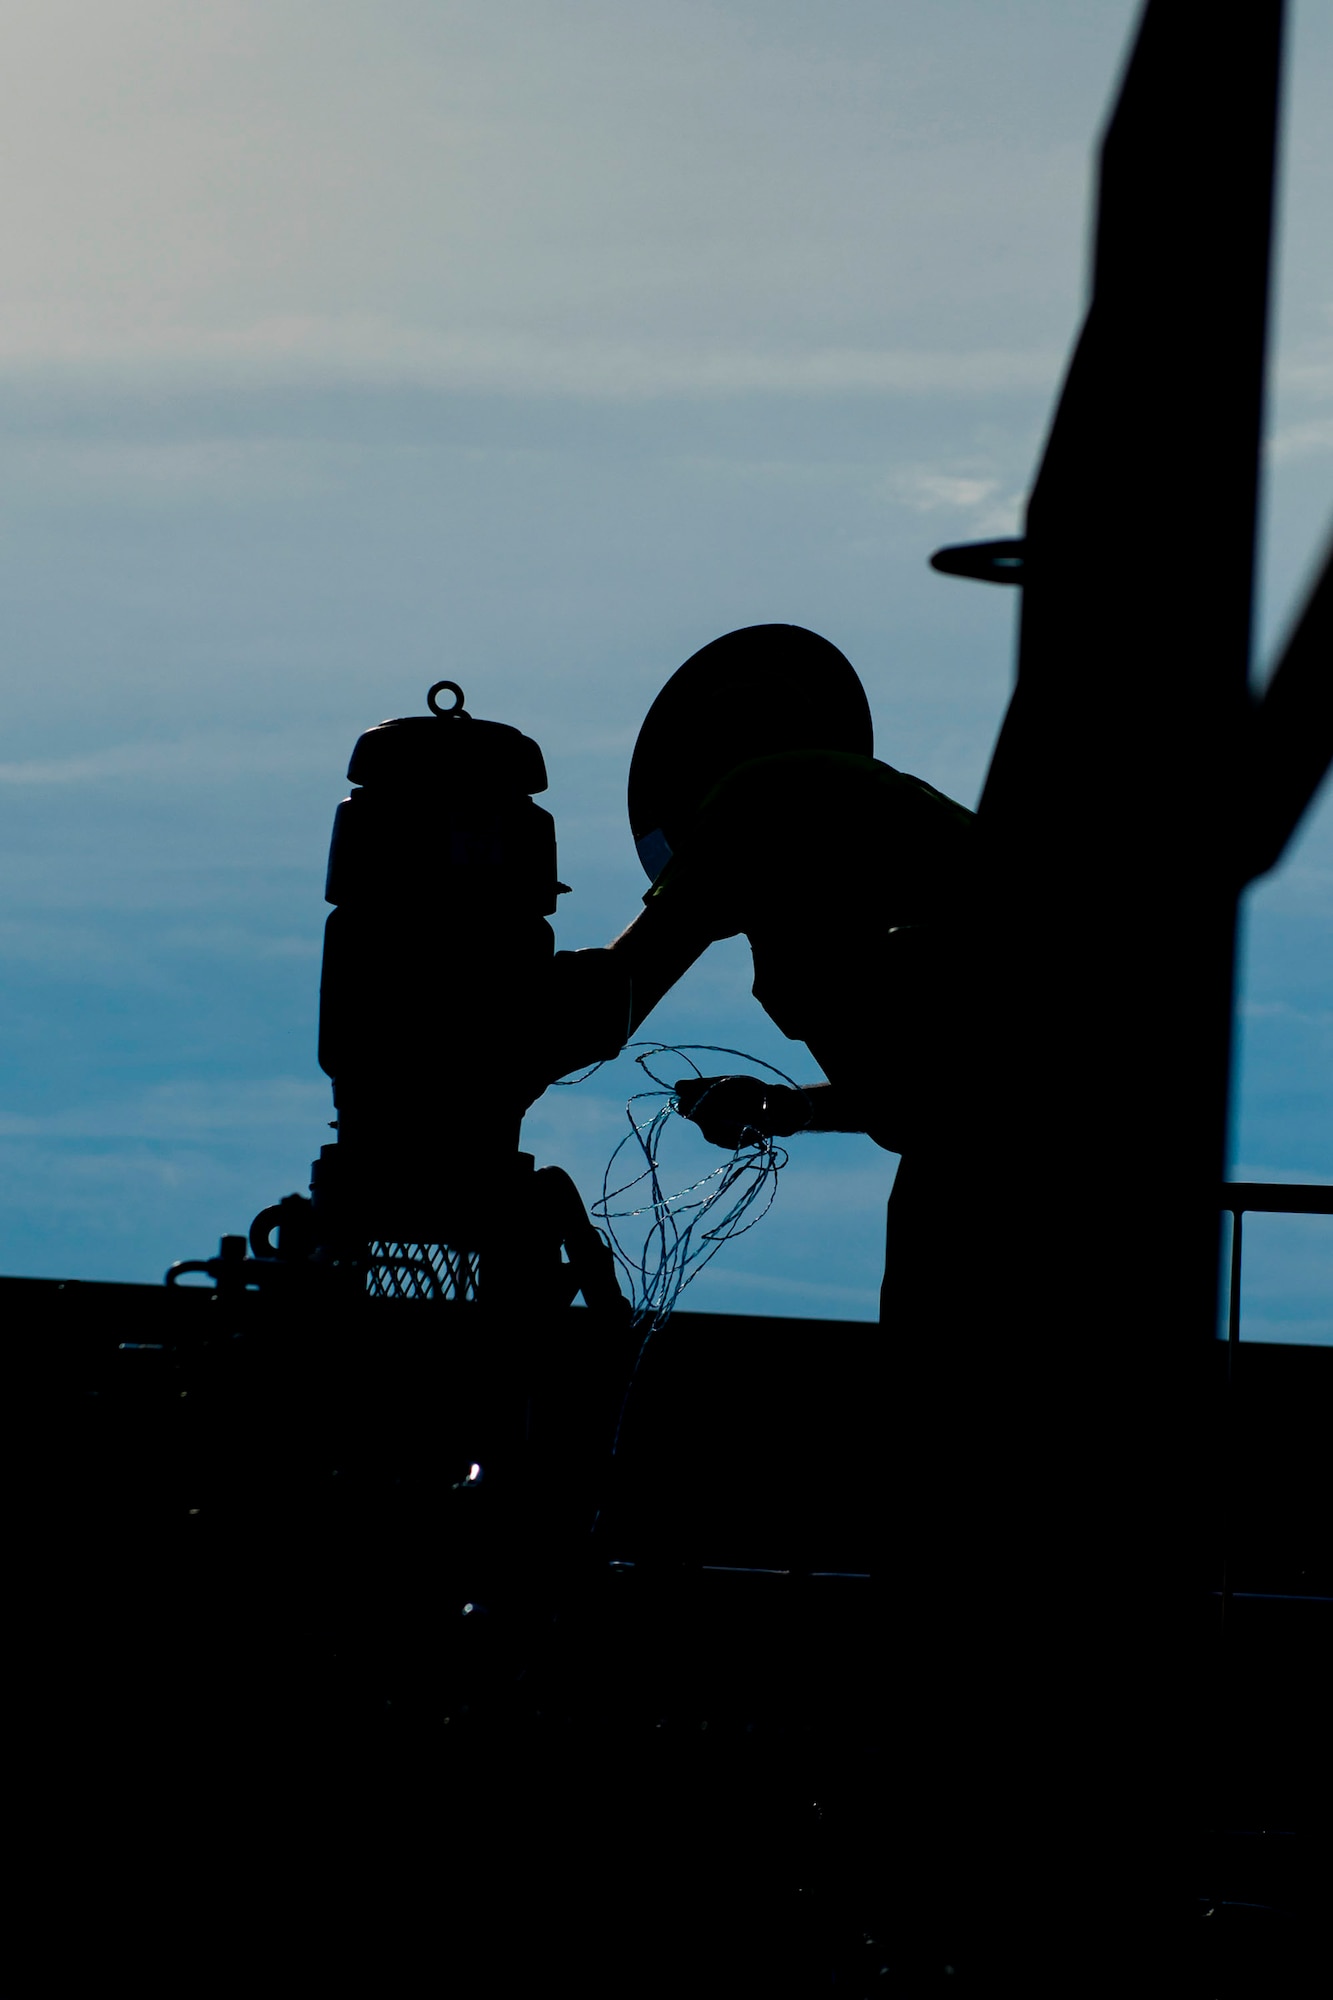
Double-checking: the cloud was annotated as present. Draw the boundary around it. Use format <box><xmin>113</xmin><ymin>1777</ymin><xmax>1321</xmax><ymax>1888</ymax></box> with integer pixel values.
<box><xmin>0</xmin><ymin>729</ymin><xmax>347</xmax><ymax>787</ymax></box>
<box><xmin>1239</xmin><ymin>1001</ymin><xmax>1333</xmax><ymax>1028</ymax></box>
<box><xmin>881</xmin><ymin>465</ymin><xmax>1024</xmax><ymax>537</ymax></box>
<box><xmin>0</xmin><ymin>334</ymin><xmax>1066</xmax><ymax>403</ymax></box>
<box><xmin>0</xmin><ymin>1078</ymin><xmax>328</xmax><ymax>1141</ymax></box>
<box><xmin>1266</xmin><ymin>417</ymin><xmax>1333</xmax><ymax>463</ymax></box>
<box><xmin>896</xmin><ymin>472</ymin><xmax>1000</xmax><ymax>512</ymax></box>
<box><xmin>1274</xmin><ymin>319</ymin><xmax>1333</xmax><ymax>407</ymax></box>
<box><xmin>0</xmin><ymin>2</ymin><xmax>1125</xmax><ymax>397</ymax></box>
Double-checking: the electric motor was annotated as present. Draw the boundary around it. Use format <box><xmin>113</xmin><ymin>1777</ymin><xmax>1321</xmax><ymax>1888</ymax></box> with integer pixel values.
<box><xmin>314</xmin><ymin>681</ymin><xmax>563</xmax><ymax>1265</ymax></box>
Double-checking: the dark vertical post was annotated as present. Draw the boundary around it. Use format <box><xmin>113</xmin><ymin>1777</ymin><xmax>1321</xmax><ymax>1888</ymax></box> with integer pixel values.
<box><xmin>880</xmin><ymin>2</ymin><xmax>1285</xmax><ymax>1981</ymax></box>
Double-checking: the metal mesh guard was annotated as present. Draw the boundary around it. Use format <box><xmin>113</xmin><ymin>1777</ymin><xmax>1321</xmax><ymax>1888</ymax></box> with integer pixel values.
<box><xmin>366</xmin><ymin>1242</ymin><xmax>481</xmax><ymax>1302</ymax></box>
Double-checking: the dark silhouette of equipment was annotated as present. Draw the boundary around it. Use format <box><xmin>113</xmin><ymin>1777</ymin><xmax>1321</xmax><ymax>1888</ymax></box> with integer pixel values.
<box><xmin>319</xmin><ymin>676</ymin><xmax>557</xmax><ymax>1208</ymax></box>
<box><xmin>173</xmin><ymin>680</ymin><xmax>627</xmax><ymax>1314</ymax></box>
<box><xmin>314</xmin><ymin>678</ymin><xmax>567</xmax><ymax>1304</ymax></box>
<box><xmin>928</xmin><ymin>537</ymin><xmax>1026</xmax><ymax>584</ymax></box>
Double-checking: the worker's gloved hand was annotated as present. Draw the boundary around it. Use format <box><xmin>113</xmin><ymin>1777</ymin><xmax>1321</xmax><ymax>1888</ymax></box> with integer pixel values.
<box><xmin>673</xmin><ymin>1075</ymin><xmax>803</xmax><ymax>1150</ymax></box>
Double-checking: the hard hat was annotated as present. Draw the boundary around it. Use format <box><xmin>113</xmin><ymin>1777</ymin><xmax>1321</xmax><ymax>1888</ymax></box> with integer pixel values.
<box><xmin>627</xmin><ymin>624</ymin><xmax>873</xmax><ymax>879</ymax></box>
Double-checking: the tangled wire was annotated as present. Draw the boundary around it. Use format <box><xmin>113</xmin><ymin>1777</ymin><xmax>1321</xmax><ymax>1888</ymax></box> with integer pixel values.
<box><xmin>559</xmin><ymin>1042</ymin><xmax>808</xmax><ymax>1332</ymax></box>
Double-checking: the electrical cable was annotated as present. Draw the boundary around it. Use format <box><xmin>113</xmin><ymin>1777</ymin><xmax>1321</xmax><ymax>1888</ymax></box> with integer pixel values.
<box><xmin>586</xmin><ymin>1042</ymin><xmax>809</xmax><ymax>1332</ymax></box>
<box><xmin>555</xmin><ymin>1042</ymin><xmax>810</xmax><ymax>1467</ymax></box>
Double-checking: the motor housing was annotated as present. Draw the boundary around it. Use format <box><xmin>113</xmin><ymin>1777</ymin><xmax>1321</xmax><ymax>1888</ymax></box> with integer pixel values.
<box><xmin>315</xmin><ymin>683</ymin><xmax>562</xmax><ymax>1268</ymax></box>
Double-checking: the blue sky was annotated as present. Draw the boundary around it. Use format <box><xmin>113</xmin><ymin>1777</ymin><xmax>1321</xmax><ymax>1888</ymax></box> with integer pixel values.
<box><xmin>0</xmin><ymin>1</ymin><xmax>1328</xmax><ymax>1335</ymax></box>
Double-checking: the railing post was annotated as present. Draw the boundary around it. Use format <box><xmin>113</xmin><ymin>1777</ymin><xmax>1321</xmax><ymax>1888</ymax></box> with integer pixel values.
<box><xmin>1220</xmin><ymin>1199</ymin><xmax>1245</xmax><ymax>1646</ymax></box>
<box><xmin>1227</xmin><ymin>1203</ymin><xmax>1244</xmax><ymax>1387</ymax></box>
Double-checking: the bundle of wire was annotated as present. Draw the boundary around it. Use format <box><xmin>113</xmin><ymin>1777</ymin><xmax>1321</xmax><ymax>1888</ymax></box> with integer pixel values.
<box><xmin>580</xmin><ymin>1043</ymin><xmax>808</xmax><ymax>1331</ymax></box>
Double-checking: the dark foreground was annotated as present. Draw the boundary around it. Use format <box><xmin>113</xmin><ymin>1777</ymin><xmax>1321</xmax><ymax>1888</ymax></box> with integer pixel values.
<box><xmin>17</xmin><ymin>1276</ymin><xmax>1330</xmax><ymax>1992</ymax></box>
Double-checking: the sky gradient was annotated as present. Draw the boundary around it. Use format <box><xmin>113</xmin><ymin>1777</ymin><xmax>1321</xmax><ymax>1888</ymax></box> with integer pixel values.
<box><xmin>0</xmin><ymin>1</ymin><xmax>1329</xmax><ymax>1335</ymax></box>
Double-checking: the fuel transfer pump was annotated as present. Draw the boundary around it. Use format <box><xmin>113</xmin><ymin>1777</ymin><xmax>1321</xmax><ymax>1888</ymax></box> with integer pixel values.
<box><xmin>159</xmin><ymin>682</ymin><xmax>635</xmax><ymax>1724</ymax></box>
<box><xmin>229</xmin><ymin>681</ymin><xmax>629</xmax><ymax>1314</ymax></box>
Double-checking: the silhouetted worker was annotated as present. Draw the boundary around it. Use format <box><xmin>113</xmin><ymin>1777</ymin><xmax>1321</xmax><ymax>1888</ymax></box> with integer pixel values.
<box><xmin>583</xmin><ymin>621</ymin><xmax>1022</xmax><ymax>1978</ymax></box>
<box><xmin>596</xmin><ymin>624</ymin><xmax>977</xmax><ymax>1254</ymax></box>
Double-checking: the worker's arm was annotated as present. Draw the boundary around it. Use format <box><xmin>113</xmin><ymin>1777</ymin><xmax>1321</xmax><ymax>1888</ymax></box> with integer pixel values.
<box><xmin>607</xmin><ymin>895</ymin><xmax>715</xmax><ymax>1036</ymax></box>
<box><xmin>537</xmin><ymin>894</ymin><xmax>714</xmax><ymax>1090</ymax></box>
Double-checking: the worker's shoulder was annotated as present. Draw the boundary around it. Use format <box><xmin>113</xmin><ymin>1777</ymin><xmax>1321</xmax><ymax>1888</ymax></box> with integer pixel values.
<box><xmin>707</xmin><ymin>748</ymin><xmax>975</xmax><ymax>827</ymax></box>
<box><xmin>642</xmin><ymin>749</ymin><xmax>974</xmax><ymax>912</ymax></box>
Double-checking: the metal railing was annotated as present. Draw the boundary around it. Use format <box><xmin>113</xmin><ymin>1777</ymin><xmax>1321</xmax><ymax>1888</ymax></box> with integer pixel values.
<box><xmin>1221</xmin><ymin>1181</ymin><xmax>1333</xmax><ymax>1371</ymax></box>
<box><xmin>1218</xmin><ymin>1182</ymin><xmax>1333</xmax><ymax>1624</ymax></box>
